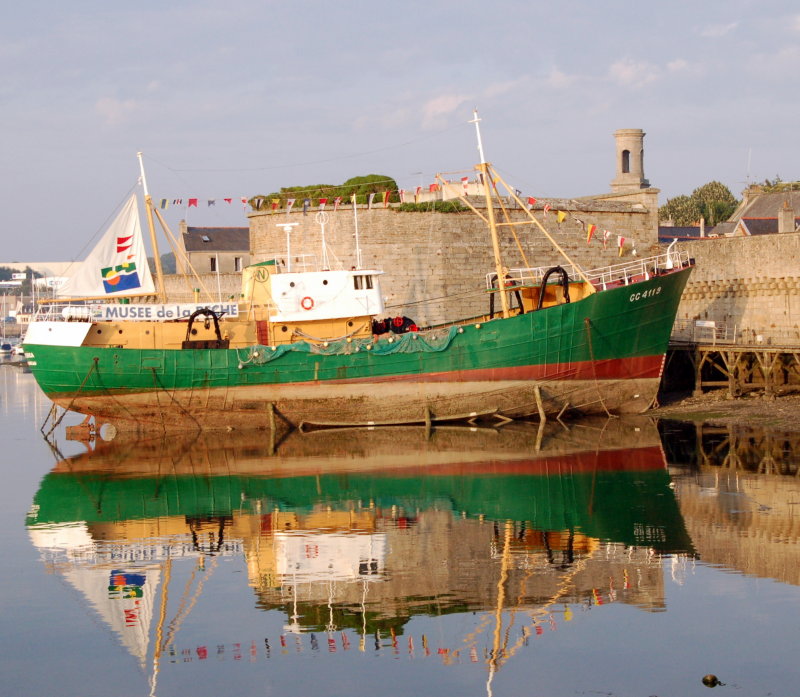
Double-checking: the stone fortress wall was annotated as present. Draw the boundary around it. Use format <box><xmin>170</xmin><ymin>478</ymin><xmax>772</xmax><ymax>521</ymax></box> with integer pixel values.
<box><xmin>182</xmin><ymin>126</ymin><xmax>798</xmax><ymax>341</ymax></box>
<box><xmin>676</xmin><ymin>234</ymin><xmax>800</xmax><ymax>342</ymax></box>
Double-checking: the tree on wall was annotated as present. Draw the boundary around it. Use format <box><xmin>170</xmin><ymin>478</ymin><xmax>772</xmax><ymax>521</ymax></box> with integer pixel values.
<box><xmin>659</xmin><ymin>181</ymin><xmax>738</xmax><ymax>226</ymax></box>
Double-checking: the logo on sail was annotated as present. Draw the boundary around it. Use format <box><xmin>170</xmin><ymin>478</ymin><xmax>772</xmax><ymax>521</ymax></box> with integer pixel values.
<box><xmin>101</xmin><ymin>262</ymin><xmax>143</xmax><ymax>293</ymax></box>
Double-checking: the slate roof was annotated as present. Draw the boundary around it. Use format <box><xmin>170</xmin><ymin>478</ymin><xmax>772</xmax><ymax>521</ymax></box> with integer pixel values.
<box><xmin>183</xmin><ymin>227</ymin><xmax>249</xmax><ymax>252</ymax></box>
<box><xmin>738</xmin><ymin>217</ymin><xmax>800</xmax><ymax>235</ymax></box>
<box><xmin>658</xmin><ymin>225</ymin><xmax>717</xmax><ymax>243</ymax></box>
<box><xmin>736</xmin><ymin>190</ymin><xmax>800</xmax><ymax>219</ymax></box>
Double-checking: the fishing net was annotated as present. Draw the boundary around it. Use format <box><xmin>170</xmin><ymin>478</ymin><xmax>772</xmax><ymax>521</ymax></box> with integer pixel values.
<box><xmin>236</xmin><ymin>326</ymin><xmax>459</xmax><ymax>366</ymax></box>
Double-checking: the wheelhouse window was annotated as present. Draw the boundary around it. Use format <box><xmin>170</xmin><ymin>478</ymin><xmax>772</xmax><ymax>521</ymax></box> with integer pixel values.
<box><xmin>354</xmin><ymin>275</ymin><xmax>373</xmax><ymax>290</ymax></box>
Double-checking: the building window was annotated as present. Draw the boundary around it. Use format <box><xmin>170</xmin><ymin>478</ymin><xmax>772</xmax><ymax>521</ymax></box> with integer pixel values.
<box><xmin>621</xmin><ymin>149</ymin><xmax>630</xmax><ymax>173</ymax></box>
<box><xmin>210</xmin><ymin>256</ymin><xmax>217</xmax><ymax>272</ymax></box>
<box><xmin>234</xmin><ymin>257</ymin><xmax>242</xmax><ymax>272</ymax></box>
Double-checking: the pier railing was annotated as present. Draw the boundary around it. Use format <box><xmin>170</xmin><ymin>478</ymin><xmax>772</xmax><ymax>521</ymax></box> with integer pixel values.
<box><xmin>671</xmin><ymin>319</ymin><xmax>800</xmax><ymax>348</ymax></box>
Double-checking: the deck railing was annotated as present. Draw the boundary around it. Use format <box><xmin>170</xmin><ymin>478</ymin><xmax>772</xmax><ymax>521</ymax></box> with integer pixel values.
<box><xmin>490</xmin><ymin>250</ymin><xmax>692</xmax><ymax>289</ymax></box>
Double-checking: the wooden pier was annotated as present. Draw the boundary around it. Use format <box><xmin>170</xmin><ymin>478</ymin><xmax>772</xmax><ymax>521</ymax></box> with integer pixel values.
<box><xmin>668</xmin><ymin>335</ymin><xmax>800</xmax><ymax>399</ymax></box>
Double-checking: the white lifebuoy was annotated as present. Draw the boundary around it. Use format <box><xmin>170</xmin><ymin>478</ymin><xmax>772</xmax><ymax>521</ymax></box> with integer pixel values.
<box><xmin>301</xmin><ymin>296</ymin><xmax>314</xmax><ymax>310</ymax></box>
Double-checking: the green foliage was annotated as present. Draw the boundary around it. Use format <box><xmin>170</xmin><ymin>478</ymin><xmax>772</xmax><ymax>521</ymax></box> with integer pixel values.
<box><xmin>658</xmin><ymin>195</ymin><xmax>699</xmax><ymax>226</ymax></box>
<box><xmin>396</xmin><ymin>200</ymin><xmax>468</xmax><ymax>213</ymax></box>
<box><xmin>761</xmin><ymin>176</ymin><xmax>800</xmax><ymax>193</ymax></box>
<box><xmin>659</xmin><ymin>181</ymin><xmax>739</xmax><ymax>226</ymax></box>
<box><xmin>0</xmin><ymin>266</ymin><xmax>39</xmax><ymax>295</ymax></box>
<box><xmin>148</xmin><ymin>253</ymin><xmax>176</xmax><ymax>275</ymax></box>
<box><xmin>251</xmin><ymin>174</ymin><xmax>400</xmax><ymax>209</ymax></box>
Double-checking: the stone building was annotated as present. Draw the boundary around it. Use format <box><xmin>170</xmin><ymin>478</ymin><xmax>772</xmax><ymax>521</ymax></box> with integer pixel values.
<box><xmin>180</xmin><ymin>222</ymin><xmax>250</xmax><ymax>274</ymax></box>
<box><xmin>248</xmin><ymin>129</ymin><xmax>661</xmax><ymax>326</ymax></box>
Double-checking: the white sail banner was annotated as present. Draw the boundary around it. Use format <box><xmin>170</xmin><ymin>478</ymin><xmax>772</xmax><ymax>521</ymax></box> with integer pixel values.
<box><xmin>57</xmin><ymin>194</ymin><xmax>156</xmax><ymax>298</ymax></box>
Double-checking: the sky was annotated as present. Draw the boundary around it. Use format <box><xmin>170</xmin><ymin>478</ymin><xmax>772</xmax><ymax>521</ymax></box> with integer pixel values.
<box><xmin>2</xmin><ymin>0</ymin><xmax>798</xmax><ymax>262</ymax></box>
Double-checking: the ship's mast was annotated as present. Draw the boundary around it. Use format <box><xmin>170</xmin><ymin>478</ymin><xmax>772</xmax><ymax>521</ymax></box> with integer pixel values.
<box><xmin>137</xmin><ymin>152</ymin><xmax>167</xmax><ymax>302</ymax></box>
<box><xmin>471</xmin><ymin>110</ymin><xmax>510</xmax><ymax>318</ymax></box>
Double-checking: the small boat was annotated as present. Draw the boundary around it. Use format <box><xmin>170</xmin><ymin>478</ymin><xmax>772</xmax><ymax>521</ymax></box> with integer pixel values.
<box><xmin>23</xmin><ymin>115</ymin><xmax>693</xmax><ymax>431</ymax></box>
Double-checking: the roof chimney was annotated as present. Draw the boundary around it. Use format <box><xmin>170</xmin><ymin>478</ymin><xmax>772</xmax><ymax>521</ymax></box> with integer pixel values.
<box><xmin>779</xmin><ymin>199</ymin><xmax>795</xmax><ymax>233</ymax></box>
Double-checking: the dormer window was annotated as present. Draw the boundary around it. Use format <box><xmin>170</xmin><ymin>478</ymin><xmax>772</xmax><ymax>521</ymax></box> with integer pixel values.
<box><xmin>202</xmin><ymin>235</ymin><xmax>211</xmax><ymax>242</ymax></box>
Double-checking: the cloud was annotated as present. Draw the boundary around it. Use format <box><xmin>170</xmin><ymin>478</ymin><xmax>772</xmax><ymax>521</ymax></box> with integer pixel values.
<box><xmin>608</xmin><ymin>58</ymin><xmax>659</xmax><ymax>88</ymax></box>
<box><xmin>544</xmin><ymin>67</ymin><xmax>580</xmax><ymax>89</ymax></box>
<box><xmin>699</xmin><ymin>22</ymin><xmax>738</xmax><ymax>38</ymax></box>
<box><xmin>666</xmin><ymin>59</ymin><xmax>690</xmax><ymax>73</ymax></box>
<box><xmin>483</xmin><ymin>79</ymin><xmax>524</xmax><ymax>99</ymax></box>
<box><xmin>421</xmin><ymin>94</ymin><xmax>469</xmax><ymax>130</ymax></box>
<box><xmin>95</xmin><ymin>97</ymin><xmax>138</xmax><ymax>126</ymax></box>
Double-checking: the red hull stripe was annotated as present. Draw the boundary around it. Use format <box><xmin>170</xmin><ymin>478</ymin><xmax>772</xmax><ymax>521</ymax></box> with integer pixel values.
<box><xmin>319</xmin><ymin>354</ymin><xmax>665</xmax><ymax>386</ymax></box>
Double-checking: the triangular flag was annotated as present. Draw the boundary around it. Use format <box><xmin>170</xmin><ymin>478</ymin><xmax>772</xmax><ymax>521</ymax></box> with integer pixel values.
<box><xmin>207</xmin><ymin>199</ymin><xmax>215</xmax><ymax>207</ymax></box>
<box><xmin>271</xmin><ymin>199</ymin><xmax>280</xmax><ymax>212</ymax></box>
<box><xmin>414</xmin><ymin>186</ymin><xmax>421</xmax><ymax>202</ymax></box>
<box><xmin>556</xmin><ymin>210</ymin><xmax>567</xmax><ymax>224</ymax></box>
<box><xmin>302</xmin><ymin>198</ymin><xmax>310</xmax><ymax>215</ymax></box>
<box><xmin>383</xmin><ymin>191</ymin><xmax>390</xmax><ymax>207</ymax></box>
<box><xmin>350</xmin><ymin>194</ymin><xmax>357</xmax><ymax>207</ymax></box>
<box><xmin>334</xmin><ymin>196</ymin><xmax>342</xmax><ymax>211</ymax></box>
<box><xmin>241</xmin><ymin>197</ymin><xmax>248</xmax><ymax>205</ymax></box>
<box><xmin>318</xmin><ymin>197</ymin><xmax>328</xmax><ymax>210</ymax></box>
<box><xmin>618</xmin><ymin>236</ymin><xmax>625</xmax><ymax>257</ymax></box>
<box><xmin>399</xmin><ymin>189</ymin><xmax>406</xmax><ymax>203</ymax></box>
<box><xmin>224</xmin><ymin>198</ymin><xmax>232</xmax><ymax>204</ymax></box>
<box><xmin>586</xmin><ymin>224</ymin><xmax>596</xmax><ymax>244</ymax></box>
<box><xmin>286</xmin><ymin>198</ymin><xmax>296</xmax><ymax>212</ymax></box>
<box><xmin>602</xmin><ymin>230</ymin><xmax>610</xmax><ymax>249</ymax></box>
<box><xmin>543</xmin><ymin>203</ymin><xmax>551</xmax><ymax>215</ymax></box>
<box><xmin>159</xmin><ymin>199</ymin><xmax>169</xmax><ymax>210</ymax></box>
<box><xmin>188</xmin><ymin>199</ymin><xmax>198</xmax><ymax>208</ymax></box>
<box><xmin>368</xmin><ymin>192</ymin><xmax>375</xmax><ymax>209</ymax></box>
<box><xmin>172</xmin><ymin>198</ymin><xmax>183</xmax><ymax>205</ymax></box>
<box><xmin>527</xmin><ymin>197</ymin><xmax>537</xmax><ymax>208</ymax></box>
<box><xmin>429</xmin><ymin>183</ymin><xmax>439</xmax><ymax>193</ymax></box>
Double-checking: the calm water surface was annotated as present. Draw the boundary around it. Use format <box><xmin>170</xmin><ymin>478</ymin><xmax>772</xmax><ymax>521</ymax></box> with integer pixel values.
<box><xmin>2</xmin><ymin>362</ymin><xmax>799</xmax><ymax>697</ymax></box>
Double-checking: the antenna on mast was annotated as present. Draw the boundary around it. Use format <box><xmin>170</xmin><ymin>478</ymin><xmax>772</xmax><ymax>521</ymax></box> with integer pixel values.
<box><xmin>136</xmin><ymin>151</ymin><xmax>166</xmax><ymax>301</ymax></box>
<box><xmin>469</xmin><ymin>109</ymin><xmax>487</xmax><ymax>164</ymax></box>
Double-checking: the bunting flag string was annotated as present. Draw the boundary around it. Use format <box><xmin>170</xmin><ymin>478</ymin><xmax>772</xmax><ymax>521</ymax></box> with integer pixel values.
<box><xmin>163</xmin><ymin>183</ymin><xmax>639</xmax><ymax>256</ymax></box>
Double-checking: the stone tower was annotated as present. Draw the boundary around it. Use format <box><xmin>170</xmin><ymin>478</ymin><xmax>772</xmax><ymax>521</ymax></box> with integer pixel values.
<box><xmin>611</xmin><ymin>129</ymin><xmax>649</xmax><ymax>192</ymax></box>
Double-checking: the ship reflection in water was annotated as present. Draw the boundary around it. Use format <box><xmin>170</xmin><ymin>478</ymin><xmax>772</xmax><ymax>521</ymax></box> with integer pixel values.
<box><xmin>27</xmin><ymin>419</ymin><xmax>694</xmax><ymax>691</ymax></box>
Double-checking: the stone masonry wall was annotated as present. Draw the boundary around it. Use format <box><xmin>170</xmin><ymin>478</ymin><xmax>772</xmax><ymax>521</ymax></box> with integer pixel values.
<box><xmin>678</xmin><ymin>234</ymin><xmax>800</xmax><ymax>340</ymax></box>
<box><xmin>162</xmin><ymin>272</ymin><xmax>241</xmax><ymax>304</ymax></box>
<box><xmin>249</xmin><ymin>202</ymin><xmax>658</xmax><ymax>326</ymax></box>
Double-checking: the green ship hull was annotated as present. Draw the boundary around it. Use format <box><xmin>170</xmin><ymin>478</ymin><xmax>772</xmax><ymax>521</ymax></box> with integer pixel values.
<box><xmin>24</xmin><ymin>265</ymin><xmax>691</xmax><ymax>429</ymax></box>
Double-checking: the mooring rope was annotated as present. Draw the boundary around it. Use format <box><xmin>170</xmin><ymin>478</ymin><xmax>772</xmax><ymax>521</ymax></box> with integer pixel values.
<box><xmin>583</xmin><ymin>318</ymin><xmax>615</xmax><ymax>419</ymax></box>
